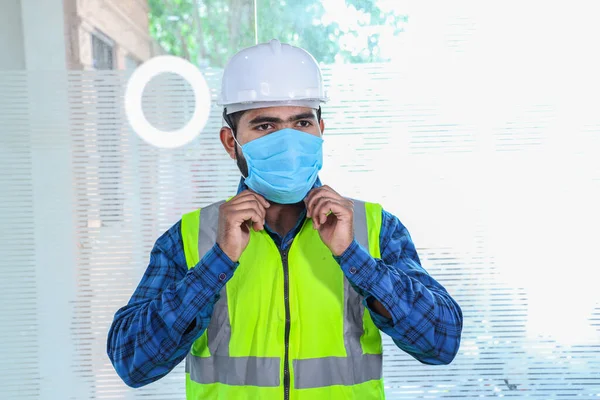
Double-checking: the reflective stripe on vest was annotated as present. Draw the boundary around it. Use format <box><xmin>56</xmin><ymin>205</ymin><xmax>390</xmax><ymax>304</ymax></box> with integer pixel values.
<box><xmin>184</xmin><ymin>200</ymin><xmax>283</xmax><ymax>386</ymax></box>
<box><xmin>182</xmin><ymin>198</ymin><xmax>383</xmax><ymax>390</ymax></box>
<box><xmin>294</xmin><ymin>198</ymin><xmax>382</xmax><ymax>389</ymax></box>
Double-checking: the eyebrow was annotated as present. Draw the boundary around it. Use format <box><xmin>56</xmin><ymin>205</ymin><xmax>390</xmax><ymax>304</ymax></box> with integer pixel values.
<box><xmin>247</xmin><ymin>112</ymin><xmax>317</xmax><ymax>126</ymax></box>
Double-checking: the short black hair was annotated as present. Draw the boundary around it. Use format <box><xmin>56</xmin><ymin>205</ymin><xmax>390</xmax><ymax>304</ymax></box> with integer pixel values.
<box><xmin>224</xmin><ymin>107</ymin><xmax>322</xmax><ymax>137</ymax></box>
<box><xmin>226</xmin><ymin>110</ymin><xmax>246</xmax><ymax>136</ymax></box>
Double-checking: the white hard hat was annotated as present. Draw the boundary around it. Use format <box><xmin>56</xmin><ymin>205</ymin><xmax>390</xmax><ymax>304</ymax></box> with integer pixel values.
<box><xmin>218</xmin><ymin>39</ymin><xmax>328</xmax><ymax>115</ymax></box>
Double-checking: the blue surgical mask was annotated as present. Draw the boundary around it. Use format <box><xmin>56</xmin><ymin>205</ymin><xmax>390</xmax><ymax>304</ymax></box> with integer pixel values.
<box><xmin>233</xmin><ymin>128</ymin><xmax>323</xmax><ymax>204</ymax></box>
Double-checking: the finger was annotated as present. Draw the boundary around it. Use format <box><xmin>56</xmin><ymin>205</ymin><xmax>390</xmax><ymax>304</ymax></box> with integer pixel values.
<box><xmin>313</xmin><ymin>199</ymin><xmax>345</xmax><ymax>228</ymax></box>
<box><xmin>304</xmin><ymin>186</ymin><xmax>330</xmax><ymax>208</ymax></box>
<box><xmin>308</xmin><ymin>192</ymin><xmax>344</xmax><ymax>219</ymax></box>
<box><xmin>246</xmin><ymin>190</ymin><xmax>271</xmax><ymax>208</ymax></box>
<box><xmin>229</xmin><ymin>197</ymin><xmax>267</xmax><ymax>220</ymax></box>
<box><xmin>303</xmin><ymin>187</ymin><xmax>321</xmax><ymax>214</ymax></box>
<box><xmin>228</xmin><ymin>190</ymin><xmax>267</xmax><ymax>208</ymax></box>
<box><xmin>306</xmin><ymin>185</ymin><xmax>337</xmax><ymax>203</ymax></box>
<box><xmin>307</xmin><ymin>193</ymin><xmax>331</xmax><ymax>220</ymax></box>
<box><xmin>317</xmin><ymin>199</ymin><xmax>353</xmax><ymax>228</ymax></box>
<box><xmin>230</xmin><ymin>190</ymin><xmax>257</xmax><ymax>202</ymax></box>
<box><xmin>306</xmin><ymin>190</ymin><xmax>342</xmax><ymax>218</ymax></box>
<box><xmin>231</xmin><ymin>208</ymin><xmax>265</xmax><ymax>230</ymax></box>
<box><xmin>232</xmin><ymin>190</ymin><xmax>271</xmax><ymax>208</ymax></box>
<box><xmin>227</xmin><ymin>198</ymin><xmax>267</xmax><ymax>220</ymax></box>
<box><xmin>319</xmin><ymin>185</ymin><xmax>339</xmax><ymax>195</ymax></box>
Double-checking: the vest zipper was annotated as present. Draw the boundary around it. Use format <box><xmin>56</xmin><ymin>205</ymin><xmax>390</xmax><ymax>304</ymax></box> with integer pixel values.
<box><xmin>280</xmin><ymin>247</ymin><xmax>291</xmax><ymax>400</ymax></box>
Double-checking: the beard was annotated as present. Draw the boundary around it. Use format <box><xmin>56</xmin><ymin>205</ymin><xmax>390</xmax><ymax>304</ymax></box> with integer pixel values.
<box><xmin>234</xmin><ymin>145</ymin><xmax>249</xmax><ymax>178</ymax></box>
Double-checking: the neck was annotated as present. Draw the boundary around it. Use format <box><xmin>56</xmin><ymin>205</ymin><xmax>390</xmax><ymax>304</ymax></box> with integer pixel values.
<box><xmin>265</xmin><ymin>201</ymin><xmax>305</xmax><ymax>238</ymax></box>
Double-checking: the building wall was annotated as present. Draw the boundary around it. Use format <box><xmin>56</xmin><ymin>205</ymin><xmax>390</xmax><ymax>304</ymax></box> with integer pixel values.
<box><xmin>0</xmin><ymin>0</ymin><xmax>26</xmax><ymax>70</ymax></box>
<box><xmin>65</xmin><ymin>0</ymin><xmax>152</xmax><ymax>70</ymax></box>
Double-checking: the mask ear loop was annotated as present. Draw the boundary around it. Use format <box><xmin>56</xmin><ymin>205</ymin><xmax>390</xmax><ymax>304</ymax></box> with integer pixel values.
<box><xmin>230</xmin><ymin>129</ymin><xmax>242</xmax><ymax>148</ymax></box>
<box><xmin>317</xmin><ymin>106</ymin><xmax>324</xmax><ymax>138</ymax></box>
<box><xmin>226</xmin><ymin>123</ymin><xmax>248</xmax><ymax>179</ymax></box>
<box><xmin>223</xmin><ymin>107</ymin><xmax>248</xmax><ymax>178</ymax></box>
<box><xmin>230</xmin><ymin>131</ymin><xmax>248</xmax><ymax>179</ymax></box>
<box><xmin>223</xmin><ymin>107</ymin><xmax>244</xmax><ymax>150</ymax></box>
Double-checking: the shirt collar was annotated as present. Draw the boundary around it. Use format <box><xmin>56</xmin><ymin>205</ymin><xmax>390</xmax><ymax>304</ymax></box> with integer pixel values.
<box><xmin>235</xmin><ymin>176</ymin><xmax>322</xmax><ymax>247</ymax></box>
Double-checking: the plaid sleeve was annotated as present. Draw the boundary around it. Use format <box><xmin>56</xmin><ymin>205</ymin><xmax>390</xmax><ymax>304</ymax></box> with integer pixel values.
<box><xmin>107</xmin><ymin>220</ymin><xmax>238</xmax><ymax>388</ymax></box>
<box><xmin>334</xmin><ymin>209</ymin><xmax>463</xmax><ymax>365</ymax></box>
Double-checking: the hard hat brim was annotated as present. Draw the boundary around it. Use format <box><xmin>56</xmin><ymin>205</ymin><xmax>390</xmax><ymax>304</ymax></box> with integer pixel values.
<box><xmin>223</xmin><ymin>99</ymin><xmax>325</xmax><ymax>115</ymax></box>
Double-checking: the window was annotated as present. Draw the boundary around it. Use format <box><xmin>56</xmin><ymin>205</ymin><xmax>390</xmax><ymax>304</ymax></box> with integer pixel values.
<box><xmin>91</xmin><ymin>32</ymin><xmax>114</xmax><ymax>70</ymax></box>
<box><xmin>89</xmin><ymin>32</ymin><xmax>122</xmax><ymax>225</ymax></box>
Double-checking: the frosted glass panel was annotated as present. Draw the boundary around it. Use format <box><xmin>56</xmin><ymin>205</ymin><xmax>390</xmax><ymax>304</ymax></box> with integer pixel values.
<box><xmin>1</xmin><ymin>0</ymin><xmax>599</xmax><ymax>399</ymax></box>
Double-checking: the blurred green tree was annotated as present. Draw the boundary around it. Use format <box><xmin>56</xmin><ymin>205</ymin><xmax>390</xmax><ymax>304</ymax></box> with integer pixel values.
<box><xmin>148</xmin><ymin>0</ymin><xmax>407</xmax><ymax>67</ymax></box>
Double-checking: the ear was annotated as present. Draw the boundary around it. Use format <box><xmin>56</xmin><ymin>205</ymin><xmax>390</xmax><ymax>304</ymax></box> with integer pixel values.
<box><xmin>319</xmin><ymin>118</ymin><xmax>325</xmax><ymax>135</ymax></box>
<box><xmin>220</xmin><ymin>126</ymin><xmax>237</xmax><ymax>160</ymax></box>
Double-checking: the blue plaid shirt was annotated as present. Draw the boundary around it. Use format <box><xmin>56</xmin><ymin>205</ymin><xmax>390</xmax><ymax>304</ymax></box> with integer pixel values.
<box><xmin>107</xmin><ymin>177</ymin><xmax>463</xmax><ymax>388</ymax></box>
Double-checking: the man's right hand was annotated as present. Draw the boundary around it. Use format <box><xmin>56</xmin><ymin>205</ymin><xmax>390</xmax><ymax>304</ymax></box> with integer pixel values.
<box><xmin>216</xmin><ymin>190</ymin><xmax>270</xmax><ymax>262</ymax></box>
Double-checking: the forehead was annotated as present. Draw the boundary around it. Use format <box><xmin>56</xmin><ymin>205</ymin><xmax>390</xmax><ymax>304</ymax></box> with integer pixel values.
<box><xmin>240</xmin><ymin>106</ymin><xmax>317</xmax><ymax>123</ymax></box>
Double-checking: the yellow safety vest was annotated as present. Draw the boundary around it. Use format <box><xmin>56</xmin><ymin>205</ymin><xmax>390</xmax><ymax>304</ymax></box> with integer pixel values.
<box><xmin>180</xmin><ymin>199</ymin><xmax>386</xmax><ymax>399</ymax></box>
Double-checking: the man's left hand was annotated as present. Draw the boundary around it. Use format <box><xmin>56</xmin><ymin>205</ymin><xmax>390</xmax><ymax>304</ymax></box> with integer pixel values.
<box><xmin>304</xmin><ymin>185</ymin><xmax>354</xmax><ymax>256</ymax></box>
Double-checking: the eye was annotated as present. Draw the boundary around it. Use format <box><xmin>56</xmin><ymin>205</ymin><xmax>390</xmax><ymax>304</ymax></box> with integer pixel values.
<box><xmin>255</xmin><ymin>123</ymin><xmax>273</xmax><ymax>131</ymax></box>
<box><xmin>297</xmin><ymin>120</ymin><xmax>313</xmax><ymax>128</ymax></box>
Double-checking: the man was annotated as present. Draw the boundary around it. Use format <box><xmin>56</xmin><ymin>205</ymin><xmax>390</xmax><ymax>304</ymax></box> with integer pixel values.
<box><xmin>108</xmin><ymin>39</ymin><xmax>462</xmax><ymax>399</ymax></box>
